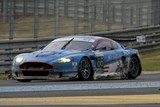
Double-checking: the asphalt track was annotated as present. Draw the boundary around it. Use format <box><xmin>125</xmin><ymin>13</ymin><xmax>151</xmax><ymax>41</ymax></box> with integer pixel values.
<box><xmin>0</xmin><ymin>72</ymin><xmax>160</xmax><ymax>107</ymax></box>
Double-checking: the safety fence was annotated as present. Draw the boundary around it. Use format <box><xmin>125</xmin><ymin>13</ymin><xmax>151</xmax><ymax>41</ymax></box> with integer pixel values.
<box><xmin>1</xmin><ymin>0</ymin><xmax>160</xmax><ymax>40</ymax></box>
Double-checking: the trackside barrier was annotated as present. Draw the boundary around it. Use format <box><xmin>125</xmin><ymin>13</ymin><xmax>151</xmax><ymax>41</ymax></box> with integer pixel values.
<box><xmin>0</xmin><ymin>26</ymin><xmax>160</xmax><ymax>72</ymax></box>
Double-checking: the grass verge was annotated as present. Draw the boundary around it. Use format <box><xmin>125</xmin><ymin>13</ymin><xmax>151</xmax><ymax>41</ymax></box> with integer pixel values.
<box><xmin>140</xmin><ymin>50</ymin><xmax>160</xmax><ymax>71</ymax></box>
<box><xmin>0</xmin><ymin>73</ymin><xmax>8</xmax><ymax>80</ymax></box>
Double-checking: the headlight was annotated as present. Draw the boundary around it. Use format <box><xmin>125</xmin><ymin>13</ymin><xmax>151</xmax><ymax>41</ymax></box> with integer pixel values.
<box><xmin>15</xmin><ymin>56</ymin><xmax>23</xmax><ymax>63</ymax></box>
<box><xmin>57</xmin><ymin>57</ymin><xmax>72</xmax><ymax>63</ymax></box>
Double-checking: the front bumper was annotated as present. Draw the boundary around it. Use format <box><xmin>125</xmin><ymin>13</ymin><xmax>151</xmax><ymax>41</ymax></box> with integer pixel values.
<box><xmin>12</xmin><ymin>71</ymin><xmax>78</xmax><ymax>80</ymax></box>
<box><xmin>12</xmin><ymin>60</ymin><xmax>79</xmax><ymax>80</ymax></box>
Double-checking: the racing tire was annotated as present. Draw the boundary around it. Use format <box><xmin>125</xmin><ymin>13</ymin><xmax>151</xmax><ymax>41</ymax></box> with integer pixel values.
<box><xmin>128</xmin><ymin>56</ymin><xmax>141</xmax><ymax>79</ymax></box>
<box><xmin>78</xmin><ymin>58</ymin><xmax>92</xmax><ymax>81</ymax></box>
<box><xmin>17</xmin><ymin>79</ymin><xmax>32</xmax><ymax>82</ymax></box>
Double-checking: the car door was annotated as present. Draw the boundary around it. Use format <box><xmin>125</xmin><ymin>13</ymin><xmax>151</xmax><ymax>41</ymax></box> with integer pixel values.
<box><xmin>94</xmin><ymin>40</ymin><xmax>117</xmax><ymax>73</ymax></box>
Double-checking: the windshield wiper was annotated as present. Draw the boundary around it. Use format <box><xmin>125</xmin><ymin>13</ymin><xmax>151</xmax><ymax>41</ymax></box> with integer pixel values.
<box><xmin>61</xmin><ymin>38</ymin><xmax>74</xmax><ymax>49</ymax></box>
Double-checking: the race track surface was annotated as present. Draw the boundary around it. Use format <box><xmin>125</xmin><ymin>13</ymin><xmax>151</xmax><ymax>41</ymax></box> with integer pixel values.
<box><xmin>0</xmin><ymin>72</ymin><xmax>160</xmax><ymax>107</ymax></box>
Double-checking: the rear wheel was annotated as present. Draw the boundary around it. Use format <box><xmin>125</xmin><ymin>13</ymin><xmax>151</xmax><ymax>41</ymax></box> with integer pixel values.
<box><xmin>128</xmin><ymin>56</ymin><xmax>140</xmax><ymax>79</ymax></box>
<box><xmin>17</xmin><ymin>79</ymin><xmax>32</xmax><ymax>82</ymax></box>
<box><xmin>78</xmin><ymin>58</ymin><xmax>92</xmax><ymax>80</ymax></box>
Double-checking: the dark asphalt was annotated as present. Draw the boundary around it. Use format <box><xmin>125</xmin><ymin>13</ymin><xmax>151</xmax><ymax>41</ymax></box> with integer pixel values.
<box><xmin>0</xmin><ymin>87</ymin><xmax>159</xmax><ymax>98</ymax></box>
<box><xmin>0</xmin><ymin>72</ymin><xmax>160</xmax><ymax>107</ymax></box>
<box><xmin>0</xmin><ymin>72</ymin><xmax>160</xmax><ymax>87</ymax></box>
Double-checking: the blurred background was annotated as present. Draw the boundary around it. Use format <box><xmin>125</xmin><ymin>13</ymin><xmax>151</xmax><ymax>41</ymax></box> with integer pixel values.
<box><xmin>0</xmin><ymin>0</ymin><xmax>160</xmax><ymax>39</ymax></box>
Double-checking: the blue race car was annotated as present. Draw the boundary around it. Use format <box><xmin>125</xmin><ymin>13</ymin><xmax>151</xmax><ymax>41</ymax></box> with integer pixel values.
<box><xmin>12</xmin><ymin>36</ymin><xmax>142</xmax><ymax>82</ymax></box>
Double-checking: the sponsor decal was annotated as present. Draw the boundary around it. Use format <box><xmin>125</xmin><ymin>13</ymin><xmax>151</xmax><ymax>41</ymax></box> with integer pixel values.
<box><xmin>104</xmin><ymin>66</ymin><xmax>109</xmax><ymax>72</ymax></box>
<box><xmin>72</xmin><ymin>62</ymin><xmax>78</xmax><ymax>66</ymax></box>
<box><xmin>96</xmin><ymin>66</ymin><xmax>109</xmax><ymax>74</ymax></box>
<box><xmin>115</xmin><ymin>61</ymin><xmax>122</xmax><ymax>73</ymax></box>
<box><xmin>108</xmin><ymin>55</ymin><xmax>112</xmax><ymax>60</ymax></box>
<box><xmin>72</xmin><ymin>62</ymin><xmax>78</xmax><ymax>69</ymax></box>
<box><xmin>96</xmin><ymin>52</ymin><xmax>104</xmax><ymax>68</ymax></box>
<box><xmin>98</xmin><ymin>68</ymin><xmax>104</xmax><ymax>74</ymax></box>
<box><xmin>95</xmin><ymin>52</ymin><xmax>103</xmax><ymax>57</ymax></box>
<box><xmin>97</xmin><ymin>60</ymin><xmax>104</xmax><ymax>68</ymax></box>
<box><xmin>95</xmin><ymin>68</ymin><xmax>103</xmax><ymax>74</ymax></box>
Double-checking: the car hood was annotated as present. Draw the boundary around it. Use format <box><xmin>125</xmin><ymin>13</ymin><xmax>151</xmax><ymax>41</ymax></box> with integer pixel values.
<box><xmin>18</xmin><ymin>50</ymin><xmax>84</xmax><ymax>63</ymax></box>
<box><xmin>34</xmin><ymin>50</ymin><xmax>81</xmax><ymax>58</ymax></box>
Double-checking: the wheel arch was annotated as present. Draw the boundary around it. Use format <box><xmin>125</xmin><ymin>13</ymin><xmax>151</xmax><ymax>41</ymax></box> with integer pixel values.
<box><xmin>121</xmin><ymin>56</ymin><xmax>127</xmax><ymax>64</ymax></box>
<box><xmin>81</xmin><ymin>56</ymin><xmax>94</xmax><ymax>78</ymax></box>
<box><xmin>131</xmin><ymin>54</ymin><xmax>142</xmax><ymax>76</ymax></box>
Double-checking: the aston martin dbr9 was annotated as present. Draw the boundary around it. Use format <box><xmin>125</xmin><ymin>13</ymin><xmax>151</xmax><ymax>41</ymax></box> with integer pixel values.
<box><xmin>12</xmin><ymin>36</ymin><xmax>142</xmax><ymax>82</ymax></box>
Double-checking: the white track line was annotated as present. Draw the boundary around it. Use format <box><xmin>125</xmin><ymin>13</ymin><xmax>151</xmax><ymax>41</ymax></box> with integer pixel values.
<box><xmin>0</xmin><ymin>81</ymin><xmax>160</xmax><ymax>93</ymax></box>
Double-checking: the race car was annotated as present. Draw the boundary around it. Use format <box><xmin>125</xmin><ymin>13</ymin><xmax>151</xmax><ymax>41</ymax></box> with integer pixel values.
<box><xmin>12</xmin><ymin>35</ymin><xmax>142</xmax><ymax>82</ymax></box>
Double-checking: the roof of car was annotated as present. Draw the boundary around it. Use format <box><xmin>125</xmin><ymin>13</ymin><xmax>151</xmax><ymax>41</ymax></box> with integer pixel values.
<box><xmin>55</xmin><ymin>35</ymin><xmax>112</xmax><ymax>42</ymax></box>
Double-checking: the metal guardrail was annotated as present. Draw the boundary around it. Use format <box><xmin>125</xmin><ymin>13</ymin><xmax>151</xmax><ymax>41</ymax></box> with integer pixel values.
<box><xmin>0</xmin><ymin>26</ymin><xmax>160</xmax><ymax>72</ymax></box>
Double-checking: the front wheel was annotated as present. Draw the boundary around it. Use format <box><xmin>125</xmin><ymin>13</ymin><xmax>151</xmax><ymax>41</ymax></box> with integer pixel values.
<box><xmin>128</xmin><ymin>56</ymin><xmax>141</xmax><ymax>79</ymax></box>
<box><xmin>78</xmin><ymin>58</ymin><xmax>92</xmax><ymax>80</ymax></box>
<box><xmin>17</xmin><ymin>79</ymin><xmax>32</xmax><ymax>82</ymax></box>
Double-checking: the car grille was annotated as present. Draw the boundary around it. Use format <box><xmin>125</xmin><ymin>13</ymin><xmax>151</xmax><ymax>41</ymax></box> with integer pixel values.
<box><xmin>19</xmin><ymin>62</ymin><xmax>53</xmax><ymax>76</ymax></box>
<box><xmin>22</xmin><ymin>70</ymin><xmax>49</xmax><ymax>76</ymax></box>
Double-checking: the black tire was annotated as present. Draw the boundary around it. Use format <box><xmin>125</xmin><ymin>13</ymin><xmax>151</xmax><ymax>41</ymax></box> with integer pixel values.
<box><xmin>17</xmin><ymin>79</ymin><xmax>32</xmax><ymax>82</ymax></box>
<box><xmin>78</xmin><ymin>58</ymin><xmax>92</xmax><ymax>80</ymax></box>
<box><xmin>128</xmin><ymin>56</ymin><xmax>141</xmax><ymax>79</ymax></box>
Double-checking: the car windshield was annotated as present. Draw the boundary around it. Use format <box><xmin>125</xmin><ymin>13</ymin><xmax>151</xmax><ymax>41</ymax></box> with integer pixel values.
<box><xmin>43</xmin><ymin>40</ymin><xmax>93</xmax><ymax>51</ymax></box>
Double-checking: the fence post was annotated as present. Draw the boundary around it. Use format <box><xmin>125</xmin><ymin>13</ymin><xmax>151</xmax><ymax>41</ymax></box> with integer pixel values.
<box><xmin>9</xmin><ymin>0</ymin><xmax>14</xmax><ymax>40</ymax></box>
<box><xmin>151</xmin><ymin>0</ymin><xmax>155</xmax><ymax>25</ymax></box>
<box><xmin>34</xmin><ymin>0</ymin><xmax>39</xmax><ymax>38</ymax></box>
<box><xmin>84</xmin><ymin>0</ymin><xmax>89</xmax><ymax>32</ymax></box>
<box><xmin>0</xmin><ymin>0</ymin><xmax>2</xmax><ymax>13</ymax></box>
<box><xmin>2</xmin><ymin>0</ymin><xmax>7</xmax><ymax>24</ymax></box>
<box><xmin>13</xmin><ymin>0</ymin><xmax>15</xmax><ymax>14</ymax></box>
<box><xmin>138</xmin><ymin>7</ymin><xmax>141</xmax><ymax>27</ymax></box>
<box><xmin>130</xmin><ymin>7</ymin><xmax>133</xmax><ymax>26</ymax></box>
<box><xmin>74</xmin><ymin>0</ymin><xmax>78</xmax><ymax>34</ymax></box>
<box><xmin>107</xmin><ymin>0</ymin><xmax>112</xmax><ymax>31</ymax></box>
<box><xmin>55</xmin><ymin>0</ymin><xmax>59</xmax><ymax>36</ymax></box>
<box><xmin>137</xmin><ymin>0</ymin><xmax>142</xmax><ymax>27</ymax></box>
<box><xmin>89</xmin><ymin>1</ymin><xmax>94</xmax><ymax>33</ymax></box>
<box><xmin>84</xmin><ymin>0</ymin><xmax>89</xmax><ymax>21</ymax></box>
<box><xmin>158</xmin><ymin>0</ymin><xmax>160</xmax><ymax>25</ymax></box>
<box><xmin>146</xmin><ymin>6</ymin><xmax>149</xmax><ymax>26</ymax></box>
<box><xmin>23</xmin><ymin>0</ymin><xmax>27</xmax><ymax>16</ymax></box>
<box><xmin>103</xmin><ymin>0</ymin><xmax>107</xmax><ymax>22</ymax></box>
<box><xmin>53</xmin><ymin>0</ymin><xmax>56</xmax><ymax>16</ymax></box>
<box><xmin>93</xmin><ymin>3</ymin><xmax>96</xmax><ymax>21</ymax></box>
<box><xmin>64</xmin><ymin>0</ymin><xmax>68</xmax><ymax>17</ymax></box>
<box><xmin>112</xmin><ymin>6</ymin><xmax>115</xmax><ymax>23</ymax></box>
<box><xmin>136</xmin><ymin>0</ymin><xmax>140</xmax><ymax>27</ymax></box>
<box><xmin>44</xmin><ymin>0</ymin><xmax>49</xmax><ymax>17</ymax></box>
<box><xmin>151</xmin><ymin>0</ymin><xmax>159</xmax><ymax>25</ymax></box>
<box><xmin>121</xmin><ymin>0</ymin><xmax>126</xmax><ymax>29</ymax></box>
